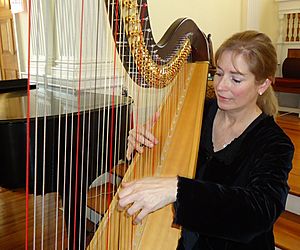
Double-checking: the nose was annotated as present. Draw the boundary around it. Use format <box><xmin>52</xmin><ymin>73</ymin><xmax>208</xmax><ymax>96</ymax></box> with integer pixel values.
<box><xmin>214</xmin><ymin>75</ymin><xmax>229</xmax><ymax>91</ymax></box>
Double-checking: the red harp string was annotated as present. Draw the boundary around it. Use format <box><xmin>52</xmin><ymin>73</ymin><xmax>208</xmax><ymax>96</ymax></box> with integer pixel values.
<box><xmin>73</xmin><ymin>0</ymin><xmax>86</xmax><ymax>248</ymax></box>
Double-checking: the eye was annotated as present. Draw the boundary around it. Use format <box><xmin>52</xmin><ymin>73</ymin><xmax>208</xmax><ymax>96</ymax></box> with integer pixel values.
<box><xmin>231</xmin><ymin>77</ymin><xmax>242</xmax><ymax>85</ymax></box>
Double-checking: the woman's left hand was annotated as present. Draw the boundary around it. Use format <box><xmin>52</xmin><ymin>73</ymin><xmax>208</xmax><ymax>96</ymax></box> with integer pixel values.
<box><xmin>118</xmin><ymin>177</ymin><xmax>178</xmax><ymax>224</ymax></box>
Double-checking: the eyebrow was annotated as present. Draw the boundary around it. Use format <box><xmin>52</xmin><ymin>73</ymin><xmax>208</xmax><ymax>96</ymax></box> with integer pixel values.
<box><xmin>216</xmin><ymin>66</ymin><xmax>247</xmax><ymax>76</ymax></box>
<box><xmin>230</xmin><ymin>71</ymin><xmax>246</xmax><ymax>76</ymax></box>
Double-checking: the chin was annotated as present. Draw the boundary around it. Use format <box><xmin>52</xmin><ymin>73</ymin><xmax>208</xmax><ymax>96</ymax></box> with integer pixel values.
<box><xmin>216</xmin><ymin>98</ymin><xmax>232</xmax><ymax>110</ymax></box>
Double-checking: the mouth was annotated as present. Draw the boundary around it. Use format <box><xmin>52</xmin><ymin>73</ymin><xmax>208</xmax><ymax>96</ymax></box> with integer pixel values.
<box><xmin>217</xmin><ymin>94</ymin><xmax>231</xmax><ymax>102</ymax></box>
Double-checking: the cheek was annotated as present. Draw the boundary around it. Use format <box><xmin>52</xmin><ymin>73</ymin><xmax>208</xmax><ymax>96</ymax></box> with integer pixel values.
<box><xmin>232</xmin><ymin>86</ymin><xmax>257</xmax><ymax>101</ymax></box>
<box><xmin>231</xmin><ymin>88</ymin><xmax>245</xmax><ymax>97</ymax></box>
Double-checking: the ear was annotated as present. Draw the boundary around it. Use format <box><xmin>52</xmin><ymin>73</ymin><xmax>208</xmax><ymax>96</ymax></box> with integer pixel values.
<box><xmin>258</xmin><ymin>78</ymin><xmax>272</xmax><ymax>96</ymax></box>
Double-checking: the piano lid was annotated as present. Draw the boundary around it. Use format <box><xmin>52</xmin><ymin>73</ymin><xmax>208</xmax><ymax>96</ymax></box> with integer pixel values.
<box><xmin>0</xmin><ymin>85</ymin><xmax>132</xmax><ymax>121</ymax></box>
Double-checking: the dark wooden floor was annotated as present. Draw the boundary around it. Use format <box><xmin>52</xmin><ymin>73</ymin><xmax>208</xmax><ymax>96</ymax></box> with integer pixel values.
<box><xmin>276</xmin><ymin>113</ymin><xmax>300</xmax><ymax>196</ymax></box>
<box><xmin>275</xmin><ymin>112</ymin><xmax>300</xmax><ymax>250</ymax></box>
<box><xmin>0</xmin><ymin>113</ymin><xmax>299</xmax><ymax>249</ymax></box>
<box><xmin>0</xmin><ymin>188</ymin><xmax>67</xmax><ymax>250</ymax></box>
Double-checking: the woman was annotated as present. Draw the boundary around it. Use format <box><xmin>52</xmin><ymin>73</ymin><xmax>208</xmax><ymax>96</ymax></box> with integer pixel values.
<box><xmin>118</xmin><ymin>31</ymin><xmax>294</xmax><ymax>249</ymax></box>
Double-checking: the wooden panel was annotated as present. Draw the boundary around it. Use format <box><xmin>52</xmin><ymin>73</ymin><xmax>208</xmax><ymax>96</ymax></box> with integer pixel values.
<box><xmin>0</xmin><ymin>0</ymin><xmax>10</xmax><ymax>10</ymax></box>
<box><xmin>0</xmin><ymin>0</ymin><xmax>12</xmax><ymax>20</ymax></box>
<box><xmin>0</xmin><ymin>18</ymin><xmax>18</xmax><ymax>77</ymax></box>
<box><xmin>0</xmin><ymin>20</ymin><xmax>14</xmax><ymax>53</ymax></box>
<box><xmin>3</xmin><ymin>68</ymin><xmax>17</xmax><ymax>79</ymax></box>
<box><xmin>0</xmin><ymin>2</ymin><xmax>19</xmax><ymax>80</ymax></box>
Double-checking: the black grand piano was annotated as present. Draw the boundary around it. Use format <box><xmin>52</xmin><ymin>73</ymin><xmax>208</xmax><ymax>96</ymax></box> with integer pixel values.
<box><xmin>0</xmin><ymin>78</ymin><xmax>132</xmax><ymax>248</ymax></box>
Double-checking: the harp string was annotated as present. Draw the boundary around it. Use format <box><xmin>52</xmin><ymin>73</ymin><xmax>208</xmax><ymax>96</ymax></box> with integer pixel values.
<box><xmin>34</xmin><ymin>0</ymin><xmax>42</xmax><ymax>248</ymax></box>
<box><xmin>66</xmin><ymin>1</ymin><xmax>76</xmax><ymax>248</ymax></box>
<box><xmin>32</xmin><ymin>0</ymin><xmax>37</xmax><ymax>248</ymax></box>
<box><xmin>41</xmin><ymin>0</ymin><xmax>54</xmax><ymax>246</ymax></box>
<box><xmin>123</xmin><ymin>1</ymin><xmax>136</xmax><ymax>247</ymax></box>
<box><xmin>59</xmin><ymin>3</ymin><xmax>69</xmax><ymax>248</ymax></box>
<box><xmin>72</xmin><ymin>0</ymin><xmax>85</xmax><ymax>248</ymax></box>
<box><xmin>143</xmin><ymin>3</ymin><xmax>159</xmax><ymax>178</ymax></box>
<box><xmin>83</xmin><ymin>0</ymin><xmax>98</xmax><ymax>245</ymax></box>
<box><xmin>95</xmin><ymin>0</ymin><xmax>107</xmax><ymax>244</ymax></box>
<box><xmin>105</xmin><ymin>0</ymin><xmax>119</xmax><ymax>248</ymax></box>
<box><xmin>129</xmin><ymin>2</ymin><xmax>149</xmax><ymax>247</ymax></box>
<box><xmin>26</xmin><ymin>0</ymin><xmax>32</xmax><ymax>247</ymax></box>
<box><xmin>115</xmin><ymin>2</ymin><xmax>127</xmax><ymax>248</ymax></box>
<box><xmin>54</xmin><ymin>3</ymin><xmax>64</xmax><ymax>247</ymax></box>
<box><xmin>78</xmin><ymin>0</ymin><xmax>99</xmax><ymax>246</ymax></box>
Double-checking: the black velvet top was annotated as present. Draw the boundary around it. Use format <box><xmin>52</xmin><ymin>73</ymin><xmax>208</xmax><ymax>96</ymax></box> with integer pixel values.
<box><xmin>174</xmin><ymin>99</ymin><xmax>295</xmax><ymax>250</ymax></box>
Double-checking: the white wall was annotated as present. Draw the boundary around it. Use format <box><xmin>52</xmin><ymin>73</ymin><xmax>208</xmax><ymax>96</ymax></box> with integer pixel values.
<box><xmin>14</xmin><ymin>0</ymin><xmax>279</xmax><ymax>74</ymax></box>
<box><xmin>148</xmin><ymin>0</ymin><xmax>242</xmax><ymax>51</ymax></box>
<box><xmin>148</xmin><ymin>0</ymin><xmax>278</xmax><ymax>54</ymax></box>
<box><xmin>259</xmin><ymin>0</ymin><xmax>279</xmax><ymax>41</ymax></box>
<box><xmin>12</xmin><ymin>0</ymin><xmax>299</xmax><ymax>217</ymax></box>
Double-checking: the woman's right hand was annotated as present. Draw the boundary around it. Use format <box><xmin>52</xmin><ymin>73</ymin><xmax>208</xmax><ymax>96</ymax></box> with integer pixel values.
<box><xmin>126</xmin><ymin>112</ymin><xmax>159</xmax><ymax>160</ymax></box>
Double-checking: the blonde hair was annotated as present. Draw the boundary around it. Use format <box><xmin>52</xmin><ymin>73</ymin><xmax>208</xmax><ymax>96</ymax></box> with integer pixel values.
<box><xmin>215</xmin><ymin>30</ymin><xmax>278</xmax><ymax>116</ymax></box>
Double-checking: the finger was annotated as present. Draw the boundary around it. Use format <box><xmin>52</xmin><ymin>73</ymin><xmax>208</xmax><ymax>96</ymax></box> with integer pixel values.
<box><xmin>126</xmin><ymin>144</ymin><xmax>134</xmax><ymax>160</ymax></box>
<box><xmin>121</xmin><ymin>181</ymin><xmax>134</xmax><ymax>187</ymax></box>
<box><xmin>130</xmin><ymin>126</ymin><xmax>158</xmax><ymax>146</ymax></box>
<box><xmin>134</xmin><ymin>127</ymin><xmax>157</xmax><ymax>146</ymax></box>
<box><xmin>130</xmin><ymin>128</ymin><xmax>148</xmax><ymax>145</ymax></box>
<box><xmin>118</xmin><ymin>181</ymin><xmax>137</xmax><ymax>201</ymax></box>
<box><xmin>134</xmin><ymin>208</ymin><xmax>151</xmax><ymax>224</ymax></box>
<box><xmin>127</xmin><ymin>202</ymin><xmax>143</xmax><ymax>216</ymax></box>
<box><xmin>119</xmin><ymin>192</ymin><xmax>140</xmax><ymax>209</ymax></box>
<box><xmin>140</xmin><ymin>129</ymin><xmax>159</xmax><ymax>145</ymax></box>
<box><xmin>117</xmin><ymin>202</ymin><xmax>125</xmax><ymax>211</ymax></box>
<box><xmin>128</xmin><ymin>136</ymin><xmax>144</xmax><ymax>153</ymax></box>
<box><xmin>135</xmin><ymin>133</ymin><xmax>155</xmax><ymax>148</ymax></box>
<box><xmin>118</xmin><ymin>184</ymin><xmax>133</xmax><ymax>200</ymax></box>
<box><xmin>118</xmin><ymin>196</ymin><xmax>131</xmax><ymax>209</ymax></box>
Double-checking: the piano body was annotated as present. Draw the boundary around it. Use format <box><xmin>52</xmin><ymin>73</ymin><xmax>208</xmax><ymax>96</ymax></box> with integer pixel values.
<box><xmin>0</xmin><ymin>80</ymin><xmax>131</xmax><ymax>192</ymax></box>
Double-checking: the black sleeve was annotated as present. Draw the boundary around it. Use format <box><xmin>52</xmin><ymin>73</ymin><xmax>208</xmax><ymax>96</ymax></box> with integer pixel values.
<box><xmin>173</xmin><ymin>134</ymin><xmax>294</xmax><ymax>243</ymax></box>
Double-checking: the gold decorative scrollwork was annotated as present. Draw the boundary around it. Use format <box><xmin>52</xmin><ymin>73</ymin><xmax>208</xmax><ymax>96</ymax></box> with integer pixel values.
<box><xmin>122</xmin><ymin>0</ymin><xmax>192</xmax><ymax>88</ymax></box>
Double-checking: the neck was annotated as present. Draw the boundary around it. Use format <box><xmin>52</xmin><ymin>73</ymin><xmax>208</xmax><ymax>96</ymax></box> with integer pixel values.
<box><xmin>218</xmin><ymin>105</ymin><xmax>262</xmax><ymax>127</ymax></box>
<box><xmin>212</xmin><ymin>105</ymin><xmax>262</xmax><ymax>152</ymax></box>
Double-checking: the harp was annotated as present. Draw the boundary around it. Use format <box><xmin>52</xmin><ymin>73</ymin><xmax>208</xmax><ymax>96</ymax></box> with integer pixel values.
<box><xmin>1</xmin><ymin>0</ymin><xmax>210</xmax><ymax>249</ymax></box>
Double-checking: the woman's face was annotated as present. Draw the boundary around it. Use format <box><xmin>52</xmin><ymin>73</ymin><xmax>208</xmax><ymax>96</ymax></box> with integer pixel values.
<box><xmin>213</xmin><ymin>50</ymin><xmax>260</xmax><ymax>113</ymax></box>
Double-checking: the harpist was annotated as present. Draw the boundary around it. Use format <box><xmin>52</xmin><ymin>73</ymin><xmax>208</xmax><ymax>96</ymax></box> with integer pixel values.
<box><xmin>119</xmin><ymin>30</ymin><xmax>295</xmax><ymax>250</ymax></box>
